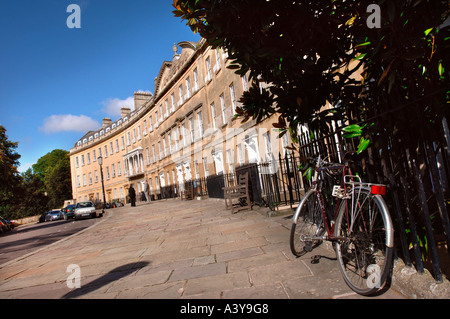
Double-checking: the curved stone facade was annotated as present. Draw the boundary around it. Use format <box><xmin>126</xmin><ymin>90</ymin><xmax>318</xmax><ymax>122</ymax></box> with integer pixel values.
<box><xmin>69</xmin><ymin>39</ymin><xmax>286</xmax><ymax>204</ymax></box>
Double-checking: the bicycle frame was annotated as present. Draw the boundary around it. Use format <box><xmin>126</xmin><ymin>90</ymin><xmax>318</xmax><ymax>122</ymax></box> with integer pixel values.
<box><xmin>292</xmin><ymin>156</ymin><xmax>394</xmax><ymax>248</ymax></box>
<box><xmin>292</xmin><ymin>156</ymin><xmax>347</xmax><ymax>240</ymax></box>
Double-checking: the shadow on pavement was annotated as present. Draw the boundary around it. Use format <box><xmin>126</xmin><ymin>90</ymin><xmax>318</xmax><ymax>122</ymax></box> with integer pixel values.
<box><xmin>62</xmin><ymin>261</ymin><xmax>150</xmax><ymax>299</ymax></box>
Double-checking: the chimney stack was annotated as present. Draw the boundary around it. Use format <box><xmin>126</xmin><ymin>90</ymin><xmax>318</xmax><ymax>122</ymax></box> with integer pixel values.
<box><xmin>120</xmin><ymin>107</ymin><xmax>131</xmax><ymax>118</ymax></box>
<box><xmin>102</xmin><ymin>118</ymin><xmax>112</xmax><ymax>128</ymax></box>
<box><xmin>133</xmin><ymin>91</ymin><xmax>153</xmax><ymax>110</ymax></box>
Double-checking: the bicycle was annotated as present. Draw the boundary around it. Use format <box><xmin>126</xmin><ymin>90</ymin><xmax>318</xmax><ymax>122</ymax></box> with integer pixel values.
<box><xmin>289</xmin><ymin>155</ymin><xmax>394</xmax><ymax>296</ymax></box>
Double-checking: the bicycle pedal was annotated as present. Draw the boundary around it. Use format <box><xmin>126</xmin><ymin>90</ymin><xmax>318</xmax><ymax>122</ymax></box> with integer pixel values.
<box><xmin>304</xmin><ymin>242</ymin><xmax>313</xmax><ymax>252</ymax></box>
<box><xmin>311</xmin><ymin>255</ymin><xmax>321</xmax><ymax>264</ymax></box>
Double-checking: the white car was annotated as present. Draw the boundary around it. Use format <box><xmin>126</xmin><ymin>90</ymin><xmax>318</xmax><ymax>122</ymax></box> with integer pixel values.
<box><xmin>74</xmin><ymin>201</ymin><xmax>101</xmax><ymax>220</ymax></box>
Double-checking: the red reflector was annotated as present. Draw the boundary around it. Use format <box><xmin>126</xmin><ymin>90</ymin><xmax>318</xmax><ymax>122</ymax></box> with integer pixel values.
<box><xmin>371</xmin><ymin>185</ymin><xmax>386</xmax><ymax>195</ymax></box>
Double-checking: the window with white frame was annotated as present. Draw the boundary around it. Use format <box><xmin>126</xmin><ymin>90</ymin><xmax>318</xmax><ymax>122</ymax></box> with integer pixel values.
<box><xmin>179</xmin><ymin>85</ymin><xmax>184</xmax><ymax>106</ymax></box>
<box><xmin>168</xmin><ymin>132</ymin><xmax>172</xmax><ymax>153</ymax></box>
<box><xmin>182</xmin><ymin>123</ymin><xmax>187</xmax><ymax>146</ymax></box>
<box><xmin>163</xmin><ymin>136</ymin><xmax>168</xmax><ymax>157</ymax></box>
<box><xmin>227</xmin><ymin>149</ymin><xmax>234</xmax><ymax>173</ymax></box>
<box><xmin>237</xmin><ymin>144</ymin><xmax>244</xmax><ymax>165</ymax></box>
<box><xmin>189</xmin><ymin>117</ymin><xmax>194</xmax><ymax>142</ymax></box>
<box><xmin>165</xmin><ymin>99</ymin><xmax>169</xmax><ymax>118</ymax></box>
<box><xmin>197</xmin><ymin>111</ymin><xmax>204</xmax><ymax>138</ymax></box>
<box><xmin>241</xmin><ymin>73</ymin><xmax>248</xmax><ymax>91</ymax></box>
<box><xmin>194</xmin><ymin>160</ymin><xmax>200</xmax><ymax>179</ymax></box>
<box><xmin>203</xmin><ymin>157</ymin><xmax>209</xmax><ymax>177</ymax></box>
<box><xmin>152</xmin><ymin>144</ymin><xmax>156</xmax><ymax>162</ymax></box>
<box><xmin>193</xmin><ymin>68</ymin><xmax>199</xmax><ymax>92</ymax></box>
<box><xmin>215</xmin><ymin>48</ymin><xmax>222</xmax><ymax>71</ymax></box>
<box><xmin>210</xmin><ymin>102</ymin><xmax>217</xmax><ymax>130</ymax></box>
<box><xmin>229</xmin><ymin>83</ymin><xmax>236</xmax><ymax>115</ymax></box>
<box><xmin>205</xmin><ymin>57</ymin><xmax>212</xmax><ymax>83</ymax></box>
<box><xmin>186</xmin><ymin>77</ymin><xmax>191</xmax><ymax>99</ymax></box>
<box><xmin>220</xmin><ymin>93</ymin><xmax>226</xmax><ymax>124</ymax></box>
<box><xmin>171</xmin><ymin>93</ymin><xmax>175</xmax><ymax>112</ymax></box>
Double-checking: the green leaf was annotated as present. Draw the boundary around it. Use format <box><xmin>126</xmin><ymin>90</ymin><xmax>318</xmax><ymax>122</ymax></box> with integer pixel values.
<box><xmin>357</xmin><ymin>137</ymin><xmax>370</xmax><ymax>154</ymax></box>
<box><xmin>352</xmin><ymin>53</ymin><xmax>367</xmax><ymax>61</ymax></box>
<box><xmin>424</xmin><ymin>28</ymin><xmax>433</xmax><ymax>36</ymax></box>
<box><xmin>303</xmin><ymin>167</ymin><xmax>313</xmax><ymax>180</ymax></box>
<box><xmin>343</xmin><ymin>124</ymin><xmax>362</xmax><ymax>138</ymax></box>
<box><xmin>438</xmin><ymin>60</ymin><xmax>444</xmax><ymax>78</ymax></box>
<box><xmin>343</xmin><ymin>124</ymin><xmax>361</xmax><ymax>132</ymax></box>
<box><xmin>354</xmin><ymin>42</ymin><xmax>371</xmax><ymax>50</ymax></box>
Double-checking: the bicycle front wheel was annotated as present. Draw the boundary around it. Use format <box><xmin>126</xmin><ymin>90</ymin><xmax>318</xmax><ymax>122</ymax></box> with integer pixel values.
<box><xmin>290</xmin><ymin>190</ymin><xmax>325</xmax><ymax>257</ymax></box>
<box><xmin>334</xmin><ymin>187</ymin><xmax>394</xmax><ymax>296</ymax></box>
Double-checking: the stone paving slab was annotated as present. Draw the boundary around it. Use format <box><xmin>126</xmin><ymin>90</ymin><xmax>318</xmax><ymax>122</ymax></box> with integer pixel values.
<box><xmin>0</xmin><ymin>198</ymin><xmax>409</xmax><ymax>300</ymax></box>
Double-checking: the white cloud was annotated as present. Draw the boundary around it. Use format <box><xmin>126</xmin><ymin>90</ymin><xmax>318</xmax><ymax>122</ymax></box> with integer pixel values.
<box><xmin>39</xmin><ymin>114</ymin><xmax>100</xmax><ymax>134</ymax></box>
<box><xmin>100</xmin><ymin>96</ymin><xmax>134</xmax><ymax>117</ymax></box>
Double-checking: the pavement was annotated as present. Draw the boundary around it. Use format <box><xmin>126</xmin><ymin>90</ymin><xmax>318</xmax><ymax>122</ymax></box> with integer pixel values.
<box><xmin>0</xmin><ymin>197</ymin><xmax>440</xmax><ymax>300</ymax></box>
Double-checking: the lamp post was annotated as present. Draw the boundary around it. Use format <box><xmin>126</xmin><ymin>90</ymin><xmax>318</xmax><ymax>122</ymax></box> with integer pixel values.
<box><xmin>98</xmin><ymin>156</ymin><xmax>106</xmax><ymax>215</ymax></box>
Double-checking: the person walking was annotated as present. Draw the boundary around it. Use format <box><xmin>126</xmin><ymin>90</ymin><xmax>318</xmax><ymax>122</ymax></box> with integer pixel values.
<box><xmin>128</xmin><ymin>184</ymin><xmax>136</xmax><ymax>207</ymax></box>
<box><xmin>144</xmin><ymin>181</ymin><xmax>150</xmax><ymax>202</ymax></box>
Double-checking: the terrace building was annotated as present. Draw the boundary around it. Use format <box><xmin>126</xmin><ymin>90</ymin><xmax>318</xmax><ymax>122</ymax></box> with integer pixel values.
<box><xmin>69</xmin><ymin>39</ymin><xmax>290</xmax><ymax>204</ymax></box>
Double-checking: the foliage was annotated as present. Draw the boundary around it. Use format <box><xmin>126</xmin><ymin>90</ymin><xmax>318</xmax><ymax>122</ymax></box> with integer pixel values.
<box><xmin>0</xmin><ymin>125</ymin><xmax>72</xmax><ymax>219</ymax></box>
<box><xmin>18</xmin><ymin>169</ymin><xmax>49</xmax><ymax>219</ymax></box>
<box><xmin>45</xmin><ymin>155</ymin><xmax>72</xmax><ymax>209</ymax></box>
<box><xmin>0</xmin><ymin>125</ymin><xmax>22</xmax><ymax>218</ymax></box>
<box><xmin>173</xmin><ymin>0</ymin><xmax>449</xmax><ymax>148</ymax></box>
<box><xmin>32</xmin><ymin>149</ymin><xmax>70</xmax><ymax>181</ymax></box>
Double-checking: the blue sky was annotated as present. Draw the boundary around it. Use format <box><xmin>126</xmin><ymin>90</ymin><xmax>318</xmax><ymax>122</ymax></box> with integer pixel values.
<box><xmin>0</xmin><ymin>0</ymin><xmax>200</xmax><ymax>172</ymax></box>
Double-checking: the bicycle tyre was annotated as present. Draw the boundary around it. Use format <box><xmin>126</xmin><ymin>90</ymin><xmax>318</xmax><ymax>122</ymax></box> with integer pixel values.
<box><xmin>290</xmin><ymin>190</ymin><xmax>325</xmax><ymax>257</ymax></box>
<box><xmin>334</xmin><ymin>187</ymin><xmax>394</xmax><ymax>296</ymax></box>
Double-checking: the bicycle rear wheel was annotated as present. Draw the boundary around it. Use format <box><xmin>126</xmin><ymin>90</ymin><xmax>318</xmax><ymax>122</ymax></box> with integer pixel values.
<box><xmin>290</xmin><ymin>191</ymin><xmax>325</xmax><ymax>257</ymax></box>
<box><xmin>334</xmin><ymin>187</ymin><xmax>394</xmax><ymax>295</ymax></box>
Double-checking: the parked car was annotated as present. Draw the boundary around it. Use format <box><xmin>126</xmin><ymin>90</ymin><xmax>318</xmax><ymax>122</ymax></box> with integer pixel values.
<box><xmin>74</xmin><ymin>201</ymin><xmax>101</xmax><ymax>220</ymax></box>
<box><xmin>45</xmin><ymin>210</ymin><xmax>63</xmax><ymax>222</ymax></box>
<box><xmin>39</xmin><ymin>212</ymin><xmax>48</xmax><ymax>223</ymax></box>
<box><xmin>6</xmin><ymin>219</ymin><xmax>18</xmax><ymax>229</ymax></box>
<box><xmin>0</xmin><ymin>216</ymin><xmax>11</xmax><ymax>233</ymax></box>
<box><xmin>62</xmin><ymin>204</ymin><xmax>76</xmax><ymax>220</ymax></box>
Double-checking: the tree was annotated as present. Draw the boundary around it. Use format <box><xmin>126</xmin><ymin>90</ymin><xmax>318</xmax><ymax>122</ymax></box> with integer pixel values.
<box><xmin>0</xmin><ymin>125</ymin><xmax>22</xmax><ymax>218</ymax></box>
<box><xmin>32</xmin><ymin>149</ymin><xmax>69</xmax><ymax>181</ymax></box>
<box><xmin>19</xmin><ymin>168</ymin><xmax>49</xmax><ymax>218</ymax></box>
<box><xmin>173</xmin><ymin>0</ymin><xmax>449</xmax><ymax>145</ymax></box>
<box><xmin>45</xmin><ymin>155</ymin><xmax>72</xmax><ymax>208</ymax></box>
<box><xmin>32</xmin><ymin>149</ymin><xmax>72</xmax><ymax>209</ymax></box>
